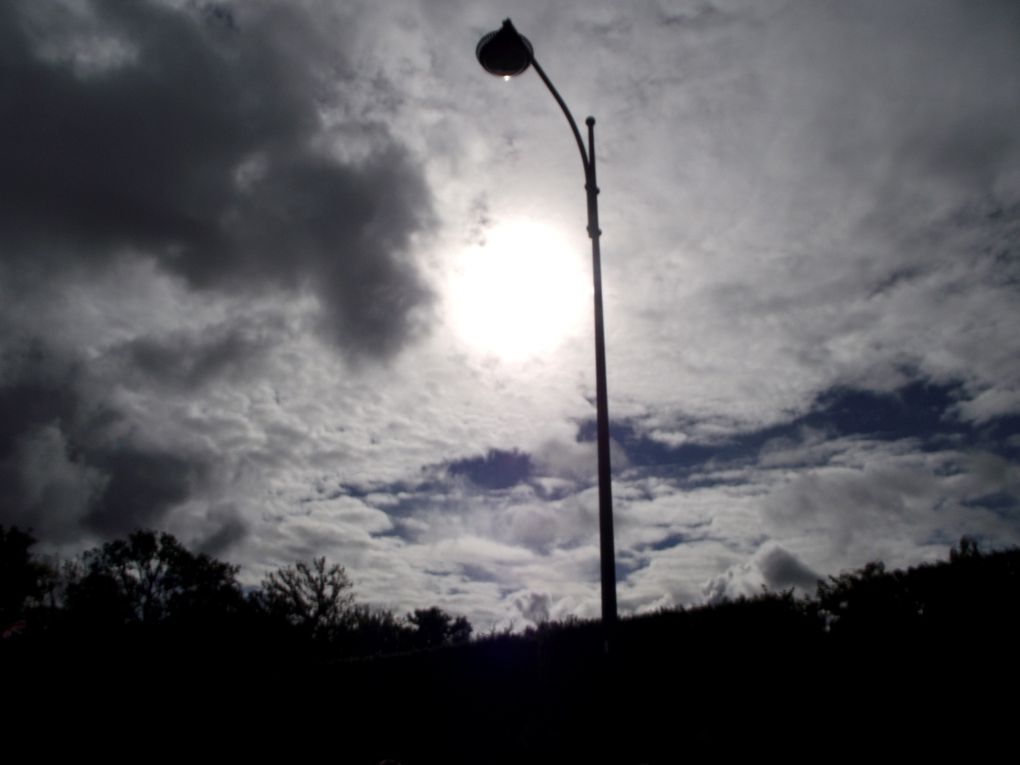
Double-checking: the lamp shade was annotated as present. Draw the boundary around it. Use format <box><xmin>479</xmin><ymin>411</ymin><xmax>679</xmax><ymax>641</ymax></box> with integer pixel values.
<box><xmin>476</xmin><ymin>19</ymin><xmax>533</xmax><ymax>78</ymax></box>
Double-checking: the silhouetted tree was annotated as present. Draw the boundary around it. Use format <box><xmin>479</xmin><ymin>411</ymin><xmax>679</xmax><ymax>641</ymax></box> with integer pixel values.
<box><xmin>0</xmin><ymin>525</ymin><xmax>51</xmax><ymax>634</ymax></box>
<box><xmin>65</xmin><ymin>530</ymin><xmax>243</xmax><ymax>628</ymax></box>
<box><xmin>407</xmin><ymin>606</ymin><xmax>472</xmax><ymax>649</ymax></box>
<box><xmin>259</xmin><ymin>556</ymin><xmax>355</xmax><ymax>642</ymax></box>
<box><xmin>949</xmin><ymin>535</ymin><xmax>981</xmax><ymax>562</ymax></box>
<box><xmin>338</xmin><ymin>604</ymin><xmax>414</xmax><ymax>656</ymax></box>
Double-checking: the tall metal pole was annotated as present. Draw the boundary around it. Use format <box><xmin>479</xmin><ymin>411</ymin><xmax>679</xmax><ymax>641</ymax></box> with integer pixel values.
<box><xmin>478</xmin><ymin>21</ymin><xmax>617</xmax><ymax>630</ymax></box>
<box><xmin>584</xmin><ymin>117</ymin><xmax>618</xmax><ymax>629</ymax></box>
<box><xmin>530</xmin><ymin>58</ymin><xmax>618</xmax><ymax>630</ymax></box>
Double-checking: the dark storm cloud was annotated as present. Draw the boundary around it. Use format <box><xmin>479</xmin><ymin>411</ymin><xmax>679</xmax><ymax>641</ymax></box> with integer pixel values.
<box><xmin>0</xmin><ymin>341</ymin><xmax>78</xmax><ymax>461</ymax></box>
<box><xmin>0</xmin><ymin>338</ymin><xmax>215</xmax><ymax>542</ymax></box>
<box><xmin>117</xmin><ymin>321</ymin><xmax>273</xmax><ymax>391</ymax></box>
<box><xmin>84</xmin><ymin>444</ymin><xmax>208</xmax><ymax>537</ymax></box>
<box><xmin>0</xmin><ymin>341</ymin><xmax>83</xmax><ymax>539</ymax></box>
<box><xmin>757</xmin><ymin>546</ymin><xmax>819</xmax><ymax>593</ymax></box>
<box><xmin>0</xmin><ymin>0</ymin><xmax>434</xmax><ymax>357</ymax></box>
<box><xmin>194</xmin><ymin>506</ymin><xmax>249</xmax><ymax>557</ymax></box>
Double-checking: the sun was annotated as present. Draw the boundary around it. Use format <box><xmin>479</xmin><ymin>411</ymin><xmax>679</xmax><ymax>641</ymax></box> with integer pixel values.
<box><xmin>446</xmin><ymin>220</ymin><xmax>590</xmax><ymax>361</ymax></box>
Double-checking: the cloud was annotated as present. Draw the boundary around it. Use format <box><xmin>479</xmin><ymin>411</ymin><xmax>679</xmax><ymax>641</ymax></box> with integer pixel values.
<box><xmin>194</xmin><ymin>505</ymin><xmax>250</xmax><ymax>558</ymax></box>
<box><xmin>0</xmin><ymin>341</ymin><xmax>89</xmax><ymax>540</ymax></box>
<box><xmin>2</xmin><ymin>423</ymin><xmax>105</xmax><ymax>544</ymax></box>
<box><xmin>0</xmin><ymin>0</ymin><xmax>434</xmax><ymax>359</ymax></box>
<box><xmin>0</xmin><ymin>344</ymin><xmax>206</xmax><ymax>541</ymax></box>
<box><xmin>700</xmin><ymin>543</ymin><xmax>819</xmax><ymax>604</ymax></box>
<box><xmin>514</xmin><ymin>591</ymin><xmax>551</xmax><ymax>625</ymax></box>
<box><xmin>955</xmin><ymin>388</ymin><xmax>1020</xmax><ymax>425</ymax></box>
<box><xmin>759</xmin><ymin>427</ymin><xmax>836</xmax><ymax>469</ymax></box>
<box><xmin>758</xmin><ymin>435</ymin><xmax>1020</xmax><ymax>571</ymax></box>
<box><xmin>756</xmin><ymin>545</ymin><xmax>819</xmax><ymax>592</ymax></box>
<box><xmin>594</xmin><ymin>0</ymin><xmax>1020</xmax><ymax>438</ymax></box>
<box><xmin>0</xmin><ymin>0</ymin><xmax>444</xmax><ymax>556</ymax></box>
<box><xmin>112</xmin><ymin>320</ymin><xmax>277</xmax><ymax>392</ymax></box>
<box><xmin>84</xmin><ymin>445</ymin><xmax>210</xmax><ymax>537</ymax></box>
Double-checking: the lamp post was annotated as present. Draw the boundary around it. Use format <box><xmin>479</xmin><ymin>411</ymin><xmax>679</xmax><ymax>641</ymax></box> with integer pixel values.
<box><xmin>476</xmin><ymin>19</ymin><xmax>617</xmax><ymax>630</ymax></box>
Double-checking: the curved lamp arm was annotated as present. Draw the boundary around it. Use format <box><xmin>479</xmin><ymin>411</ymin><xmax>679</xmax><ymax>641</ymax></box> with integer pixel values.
<box><xmin>529</xmin><ymin>57</ymin><xmax>592</xmax><ymax>179</ymax></box>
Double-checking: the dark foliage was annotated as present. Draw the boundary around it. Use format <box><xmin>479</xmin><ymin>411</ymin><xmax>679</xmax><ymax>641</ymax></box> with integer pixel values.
<box><xmin>64</xmin><ymin>529</ymin><xmax>245</xmax><ymax>630</ymax></box>
<box><xmin>256</xmin><ymin>556</ymin><xmax>355</xmax><ymax>642</ymax></box>
<box><xmin>407</xmin><ymin>606</ymin><xmax>473</xmax><ymax>649</ymax></box>
<box><xmin>815</xmin><ymin>536</ymin><xmax>1020</xmax><ymax>645</ymax></box>
<box><xmin>3</xmin><ymin>530</ymin><xmax>1018</xmax><ymax>760</ymax></box>
<box><xmin>0</xmin><ymin>525</ymin><xmax>51</xmax><ymax>634</ymax></box>
<box><xmin>335</xmin><ymin>604</ymin><xmax>415</xmax><ymax>656</ymax></box>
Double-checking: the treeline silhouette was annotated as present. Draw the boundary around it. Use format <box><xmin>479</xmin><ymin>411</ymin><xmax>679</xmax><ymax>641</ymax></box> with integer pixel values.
<box><xmin>3</xmin><ymin>528</ymin><xmax>1018</xmax><ymax>761</ymax></box>
<box><xmin>0</xmin><ymin>526</ymin><xmax>472</xmax><ymax>660</ymax></box>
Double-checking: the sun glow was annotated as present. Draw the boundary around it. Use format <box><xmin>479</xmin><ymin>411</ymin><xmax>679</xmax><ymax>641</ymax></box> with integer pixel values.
<box><xmin>446</xmin><ymin>220</ymin><xmax>589</xmax><ymax>361</ymax></box>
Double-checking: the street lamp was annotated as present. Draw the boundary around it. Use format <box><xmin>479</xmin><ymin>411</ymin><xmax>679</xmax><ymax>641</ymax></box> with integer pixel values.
<box><xmin>476</xmin><ymin>19</ymin><xmax>618</xmax><ymax>630</ymax></box>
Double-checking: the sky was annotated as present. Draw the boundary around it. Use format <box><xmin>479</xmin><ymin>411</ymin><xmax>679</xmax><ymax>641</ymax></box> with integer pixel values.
<box><xmin>1</xmin><ymin>0</ymin><xmax>1018</xmax><ymax>630</ymax></box>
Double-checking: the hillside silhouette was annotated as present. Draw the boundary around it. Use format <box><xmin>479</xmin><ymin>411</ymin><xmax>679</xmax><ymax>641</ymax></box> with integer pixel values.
<box><xmin>3</xmin><ymin>528</ymin><xmax>1017</xmax><ymax>761</ymax></box>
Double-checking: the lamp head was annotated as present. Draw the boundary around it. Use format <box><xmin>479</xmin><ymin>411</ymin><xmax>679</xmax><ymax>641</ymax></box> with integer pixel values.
<box><xmin>476</xmin><ymin>19</ymin><xmax>533</xmax><ymax>78</ymax></box>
